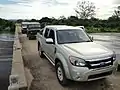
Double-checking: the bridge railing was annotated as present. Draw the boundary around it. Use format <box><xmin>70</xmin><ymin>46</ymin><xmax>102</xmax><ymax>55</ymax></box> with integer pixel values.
<box><xmin>8</xmin><ymin>24</ymin><xmax>28</xmax><ymax>90</ymax></box>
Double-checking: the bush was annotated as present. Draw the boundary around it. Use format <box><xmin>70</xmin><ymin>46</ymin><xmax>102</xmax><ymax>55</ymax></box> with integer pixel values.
<box><xmin>0</xmin><ymin>19</ymin><xmax>15</xmax><ymax>33</ymax></box>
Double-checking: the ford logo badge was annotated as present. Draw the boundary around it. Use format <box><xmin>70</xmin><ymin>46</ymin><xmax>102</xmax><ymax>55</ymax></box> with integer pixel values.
<box><xmin>100</xmin><ymin>62</ymin><xmax>105</xmax><ymax>66</ymax></box>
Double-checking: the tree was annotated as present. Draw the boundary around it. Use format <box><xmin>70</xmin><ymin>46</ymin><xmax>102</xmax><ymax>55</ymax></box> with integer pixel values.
<box><xmin>30</xmin><ymin>19</ymin><xmax>38</xmax><ymax>22</ymax></box>
<box><xmin>39</xmin><ymin>17</ymin><xmax>52</xmax><ymax>23</ymax></box>
<box><xmin>113</xmin><ymin>6</ymin><xmax>120</xmax><ymax>18</ymax></box>
<box><xmin>108</xmin><ymin>15</ymin><xmax>118</xmax><ymax>21</ymax></box>
<box><xmin>16</xmin><ymin>19</ymin><xmax>23</xmax><ymax>23</ymax></box>
<box><xmin>75</xmin><ymin>1</ymin><xmax>96</xmax><ymax>19</ymax></box>
<box><xmin>58</xmin><ymin>16</ymin><xmax>66</xmax><ymax>25</ymax></box>
<box><xmin>58</xmin><ymin>16</ymin><xmax>66</xmax><ymax>20</ymax></box>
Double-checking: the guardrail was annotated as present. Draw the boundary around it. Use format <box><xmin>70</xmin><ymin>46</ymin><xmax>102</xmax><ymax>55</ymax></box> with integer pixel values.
<box><xmin>8</xmin><ymin>24</ymin><xmax>28</xmax><ymax>90</ymax></box>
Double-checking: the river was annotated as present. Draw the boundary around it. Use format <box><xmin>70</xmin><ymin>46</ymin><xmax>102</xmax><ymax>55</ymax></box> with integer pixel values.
<box><xmin>0</xmin><ymin>33</ymin><xmax>14</xmax><ymax>90</ymax></box>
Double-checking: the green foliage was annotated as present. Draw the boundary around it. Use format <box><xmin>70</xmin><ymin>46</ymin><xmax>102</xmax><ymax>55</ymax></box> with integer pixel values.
<box><xmin>0</xmin><ymin>18</ymin><xmax>15</xmax><ymax>33</ymax></box>
<box><xmin>17</xmin><ymin>15</ymin><xmax>120</xmax><ymax>33</ymax></box>
<box><xmin>37</xmin><ymin>16</ymin><xmax>120</xmax><ymax>33</ymax></box>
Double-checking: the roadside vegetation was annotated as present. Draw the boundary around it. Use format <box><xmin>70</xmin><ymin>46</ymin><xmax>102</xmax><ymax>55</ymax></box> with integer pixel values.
<box><xmin>39</xmin><ymin>17</ymin><xmax>120</xmax><ymax>33</ymax></box>
<box><xmin>0</xmin><ymin>18</ymin><xmax>15</xmax><ymax>34</ymax></box>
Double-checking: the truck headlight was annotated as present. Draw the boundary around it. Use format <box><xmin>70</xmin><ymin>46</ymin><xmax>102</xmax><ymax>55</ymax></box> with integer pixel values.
<box><xmin>69</xmin><ymin>56</ymin><xmax>86</xmax><ymax>67</ymax></box>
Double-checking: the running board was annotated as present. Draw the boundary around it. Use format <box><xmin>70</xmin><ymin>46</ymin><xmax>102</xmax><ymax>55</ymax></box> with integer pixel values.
<box><xmin>43</xmin><ymin>52</ymin><xmax>55</xmax><ymax>66</ymax></box>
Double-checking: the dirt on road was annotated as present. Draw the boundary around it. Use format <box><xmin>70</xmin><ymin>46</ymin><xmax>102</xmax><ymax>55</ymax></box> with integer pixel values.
<box><xmin>21</xmin><ymin>35</ymin><xmax>120</xmax><ymax>90</ymax></box>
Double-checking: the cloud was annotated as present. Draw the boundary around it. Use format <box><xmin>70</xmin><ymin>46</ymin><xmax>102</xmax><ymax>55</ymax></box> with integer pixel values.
<box><xmin>113</xmin><ymin>0</ymin><xmax>120</xmax><ymax>4</ymax></box>
<box><xmin>41</xmin><ymin>0</ymin><xmax>68</xmax><ymax>6</ymax></box>
<box><xmin>0</xmin><ymin>0</ymin><xmax>73</xmax><ymax>19</ymax></box>
<box><xmin>0</xmin><ymin>0</ymin><xmax>118</xmax><ymax>19</ymax></box>
<box><xmin>9</xmin><ymin>0</ymin><xmax>68</xmax><ymax>6</ymax></box>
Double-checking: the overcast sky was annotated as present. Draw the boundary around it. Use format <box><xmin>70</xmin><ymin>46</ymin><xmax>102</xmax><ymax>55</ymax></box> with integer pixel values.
<box><xmin>0</xmin><ymin>0</ymin><xmax>119</xmax><ymax>19</ymax></box>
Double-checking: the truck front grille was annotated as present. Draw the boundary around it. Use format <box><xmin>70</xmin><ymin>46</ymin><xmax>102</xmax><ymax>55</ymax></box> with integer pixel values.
<box><xmin>86</xmin><ymin>57</ymin><xmax>113</xmax><ymax>69</ymax></box>
<box><xmin>88</xmin><ymin>71</ymin><xmax>112</xmax><ymax>79</ymax></box>
<box><xmin>29</xmin><ymin>31</ymin><xmax>37</xmax><ymax>35</ymax></box>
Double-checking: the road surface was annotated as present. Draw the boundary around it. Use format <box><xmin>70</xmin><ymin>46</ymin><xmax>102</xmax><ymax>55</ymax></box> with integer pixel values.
<box><xmin>21</xmin><ymin>34</ymin><xmax>120</xmax><ymax>90</ymax></box>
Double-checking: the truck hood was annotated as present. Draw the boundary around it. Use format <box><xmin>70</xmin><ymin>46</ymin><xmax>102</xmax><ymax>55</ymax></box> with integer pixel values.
<box><xmin>62</xmin><ymin>42</ymin><xmax>113</xmax><ymax>57</ymax></box>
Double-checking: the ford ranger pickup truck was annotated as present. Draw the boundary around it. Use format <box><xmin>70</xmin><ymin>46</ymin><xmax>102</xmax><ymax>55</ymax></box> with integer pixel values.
<box><xmin>37</xmin><ymin>25</ymin><xmax>118</xmax><ymax>86</ymax></box>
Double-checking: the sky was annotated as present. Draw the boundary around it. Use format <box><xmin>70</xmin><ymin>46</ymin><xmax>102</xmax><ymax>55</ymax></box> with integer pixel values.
<box><xmin>0</xmin><ymin>0</ymin><xmax>119</xmax><ymax>19</ymax></box>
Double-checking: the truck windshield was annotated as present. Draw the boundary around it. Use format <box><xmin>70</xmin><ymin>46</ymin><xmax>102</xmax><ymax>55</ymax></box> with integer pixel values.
<box><xmin>56</xmin><ymin>29</ymin><xmax>91</xmax><ymax>44</ymax></box>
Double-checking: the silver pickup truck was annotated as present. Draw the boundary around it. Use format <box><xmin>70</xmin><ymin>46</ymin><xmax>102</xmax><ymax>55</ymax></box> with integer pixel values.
<box><xmin>37</xmin><ymin>25</ymin><xmax>118</xmax><ymax>86</ymax></box>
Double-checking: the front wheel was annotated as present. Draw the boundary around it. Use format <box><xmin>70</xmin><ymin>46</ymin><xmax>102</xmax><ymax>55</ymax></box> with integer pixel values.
<box><xmin>55</xmin><ymin>62</ymin><xmax>68</xmax><ymax>86</ymax></box>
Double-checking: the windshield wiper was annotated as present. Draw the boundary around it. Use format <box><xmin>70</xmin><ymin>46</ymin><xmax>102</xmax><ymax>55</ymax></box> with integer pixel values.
<box><xmin>84</xmin><ymin>40</ymin><xmax>91</xmax><ymax>42</ymax></box>
<box><xmin>60</xmin><ymin>40</ymin><xmax>91</xmax><ymax>44</ymax></box>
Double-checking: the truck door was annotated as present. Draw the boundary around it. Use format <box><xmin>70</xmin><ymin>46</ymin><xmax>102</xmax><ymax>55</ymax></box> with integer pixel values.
<box><xmin>41</xmin><ymin>28</ymin><xmax>50</xmax><ymax>53</ymax></box>
<box><xmin>45</xmin><ymin>29</ymin><xmax>56</xmax><ymax>62</ymax></box>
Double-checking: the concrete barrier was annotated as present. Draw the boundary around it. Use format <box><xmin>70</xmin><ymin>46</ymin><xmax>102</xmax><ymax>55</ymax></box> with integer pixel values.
<box><xmin>8</xmin><ymin>24</ymin><xmax>28</xmax><ymax>90</ymax></box>
<box><xmin>118</xmin><ymin>60</ymin><xmax>120</xmax><ymax>71</ymax></box>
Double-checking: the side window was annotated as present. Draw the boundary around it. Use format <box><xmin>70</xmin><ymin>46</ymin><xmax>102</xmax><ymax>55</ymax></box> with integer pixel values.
<box><xmin>48</xmin><ymin>30</ymin><xmax>55</xmax><ymax>43</ymax></box>
<box><xmin>44</xmin><ymin>28</ymin><xmax>49</xmax><ymax>38</ymax></box>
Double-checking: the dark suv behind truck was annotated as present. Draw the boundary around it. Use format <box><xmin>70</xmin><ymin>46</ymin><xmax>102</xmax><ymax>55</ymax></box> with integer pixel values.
<box><xmin>27</xmin><ymin>25</ymin><xmax>41</xmax><ymax>40</ymax></box>
<box><xmin>27</xmin><ymin>28</ymin><xmax>40</xmax><ymax>39</ymax></box>
<box><xmin>22</xmin><ymin>27</ymin><xmax>27</xmax><ymax>34</ymax></box>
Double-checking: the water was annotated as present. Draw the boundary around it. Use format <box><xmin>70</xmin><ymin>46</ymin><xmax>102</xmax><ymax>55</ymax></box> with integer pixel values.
<box><xmin>0</xmin><ymin>33</ymin><xmax>14</xmax><ymax>90</ymax></box>
<box><xmin>0</xmin><ymin>33</ymin><xmax>14</xmax><ymax>41</ymax></box>
<box><xmin>90</xmin><ymin>33</ymin><xmax>120</xmax><ymax>64</ymax></box>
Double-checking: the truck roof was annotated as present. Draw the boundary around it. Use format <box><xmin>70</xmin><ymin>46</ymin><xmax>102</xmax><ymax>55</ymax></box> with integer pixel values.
<box><xmin>22</xmin><ymin>22</ymin><xmax>40</xmax><ymax>25</ymax></box>
<box><xmin>46</xmin><ymin>25</ymin><xmax>82</xmax><ymax>31</ymax></box>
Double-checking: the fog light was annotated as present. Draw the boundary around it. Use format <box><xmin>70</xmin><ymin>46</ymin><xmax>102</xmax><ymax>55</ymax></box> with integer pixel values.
<box><xmin>76</xmin><ymin>76</ymin><xmax>81</xmax><ymax>80</ymax></box>
<box><xmin>75</xmin><ymin>72</ymin><xmax>81</xmax><ymax>80</ymax></box>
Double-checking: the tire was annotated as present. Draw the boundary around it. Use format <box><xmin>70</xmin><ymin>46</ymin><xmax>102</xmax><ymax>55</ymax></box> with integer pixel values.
<box><xmin>38</xmin><ymin>42</ymin><xmax>40</xmax><ymax>51</ymax></box>
<box><xmin>28</xmin><ymin>37</ymin><xmax>31</xmax><ymax>40</ymax></box>
<box><xmin>55</xmin><ymin>62</ymin><xmax>68</xmax><ymax>86</ymax></box>
<box><xmin>38</xmin><ymin>43</ymin><xmax>44</xmax><ymax>58</ymax></box>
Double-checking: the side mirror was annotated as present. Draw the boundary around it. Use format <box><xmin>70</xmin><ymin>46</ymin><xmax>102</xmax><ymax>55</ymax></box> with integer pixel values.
<box><xmin>46</xmin><ymin>38</ymin><xmax>54</xmax><ymax>44</ymax></box>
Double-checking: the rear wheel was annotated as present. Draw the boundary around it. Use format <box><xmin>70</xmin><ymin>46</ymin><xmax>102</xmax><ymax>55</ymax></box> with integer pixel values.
<box><xmin>55</xmin><ymin>62</ymin><xmax>68</xmax><ymax>86</ymax></box>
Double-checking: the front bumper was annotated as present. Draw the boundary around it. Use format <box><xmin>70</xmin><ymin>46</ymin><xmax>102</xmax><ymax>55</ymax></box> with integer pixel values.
<box><xmin>69</xmin><ymin>60</ymin><xmax>118</xmax><ymax>81</ymax></box>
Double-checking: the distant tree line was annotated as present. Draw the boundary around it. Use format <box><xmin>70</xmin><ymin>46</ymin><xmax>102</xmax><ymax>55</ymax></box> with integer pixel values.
<box><xmin>17</xmin><ymin>15</ymin><xmax>120</xmax><ymax>33</ymax></box>
<box><xmin>0</xmin><ymin>18</ymin><xmax>15</xmax><ymax>33</ymax></box>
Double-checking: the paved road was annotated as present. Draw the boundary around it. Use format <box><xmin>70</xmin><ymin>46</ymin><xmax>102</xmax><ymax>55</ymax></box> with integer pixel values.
<box><xmin>21</xmin><ymin>34</ymin><xmax>120</xmax><ymax>90</ymax></box>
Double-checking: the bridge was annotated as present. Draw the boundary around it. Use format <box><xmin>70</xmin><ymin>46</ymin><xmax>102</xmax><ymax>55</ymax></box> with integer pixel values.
<box><xmin>4</xmin><ymin>24</ymin><xmax>120</xmax><ymax>90</ymax></box>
